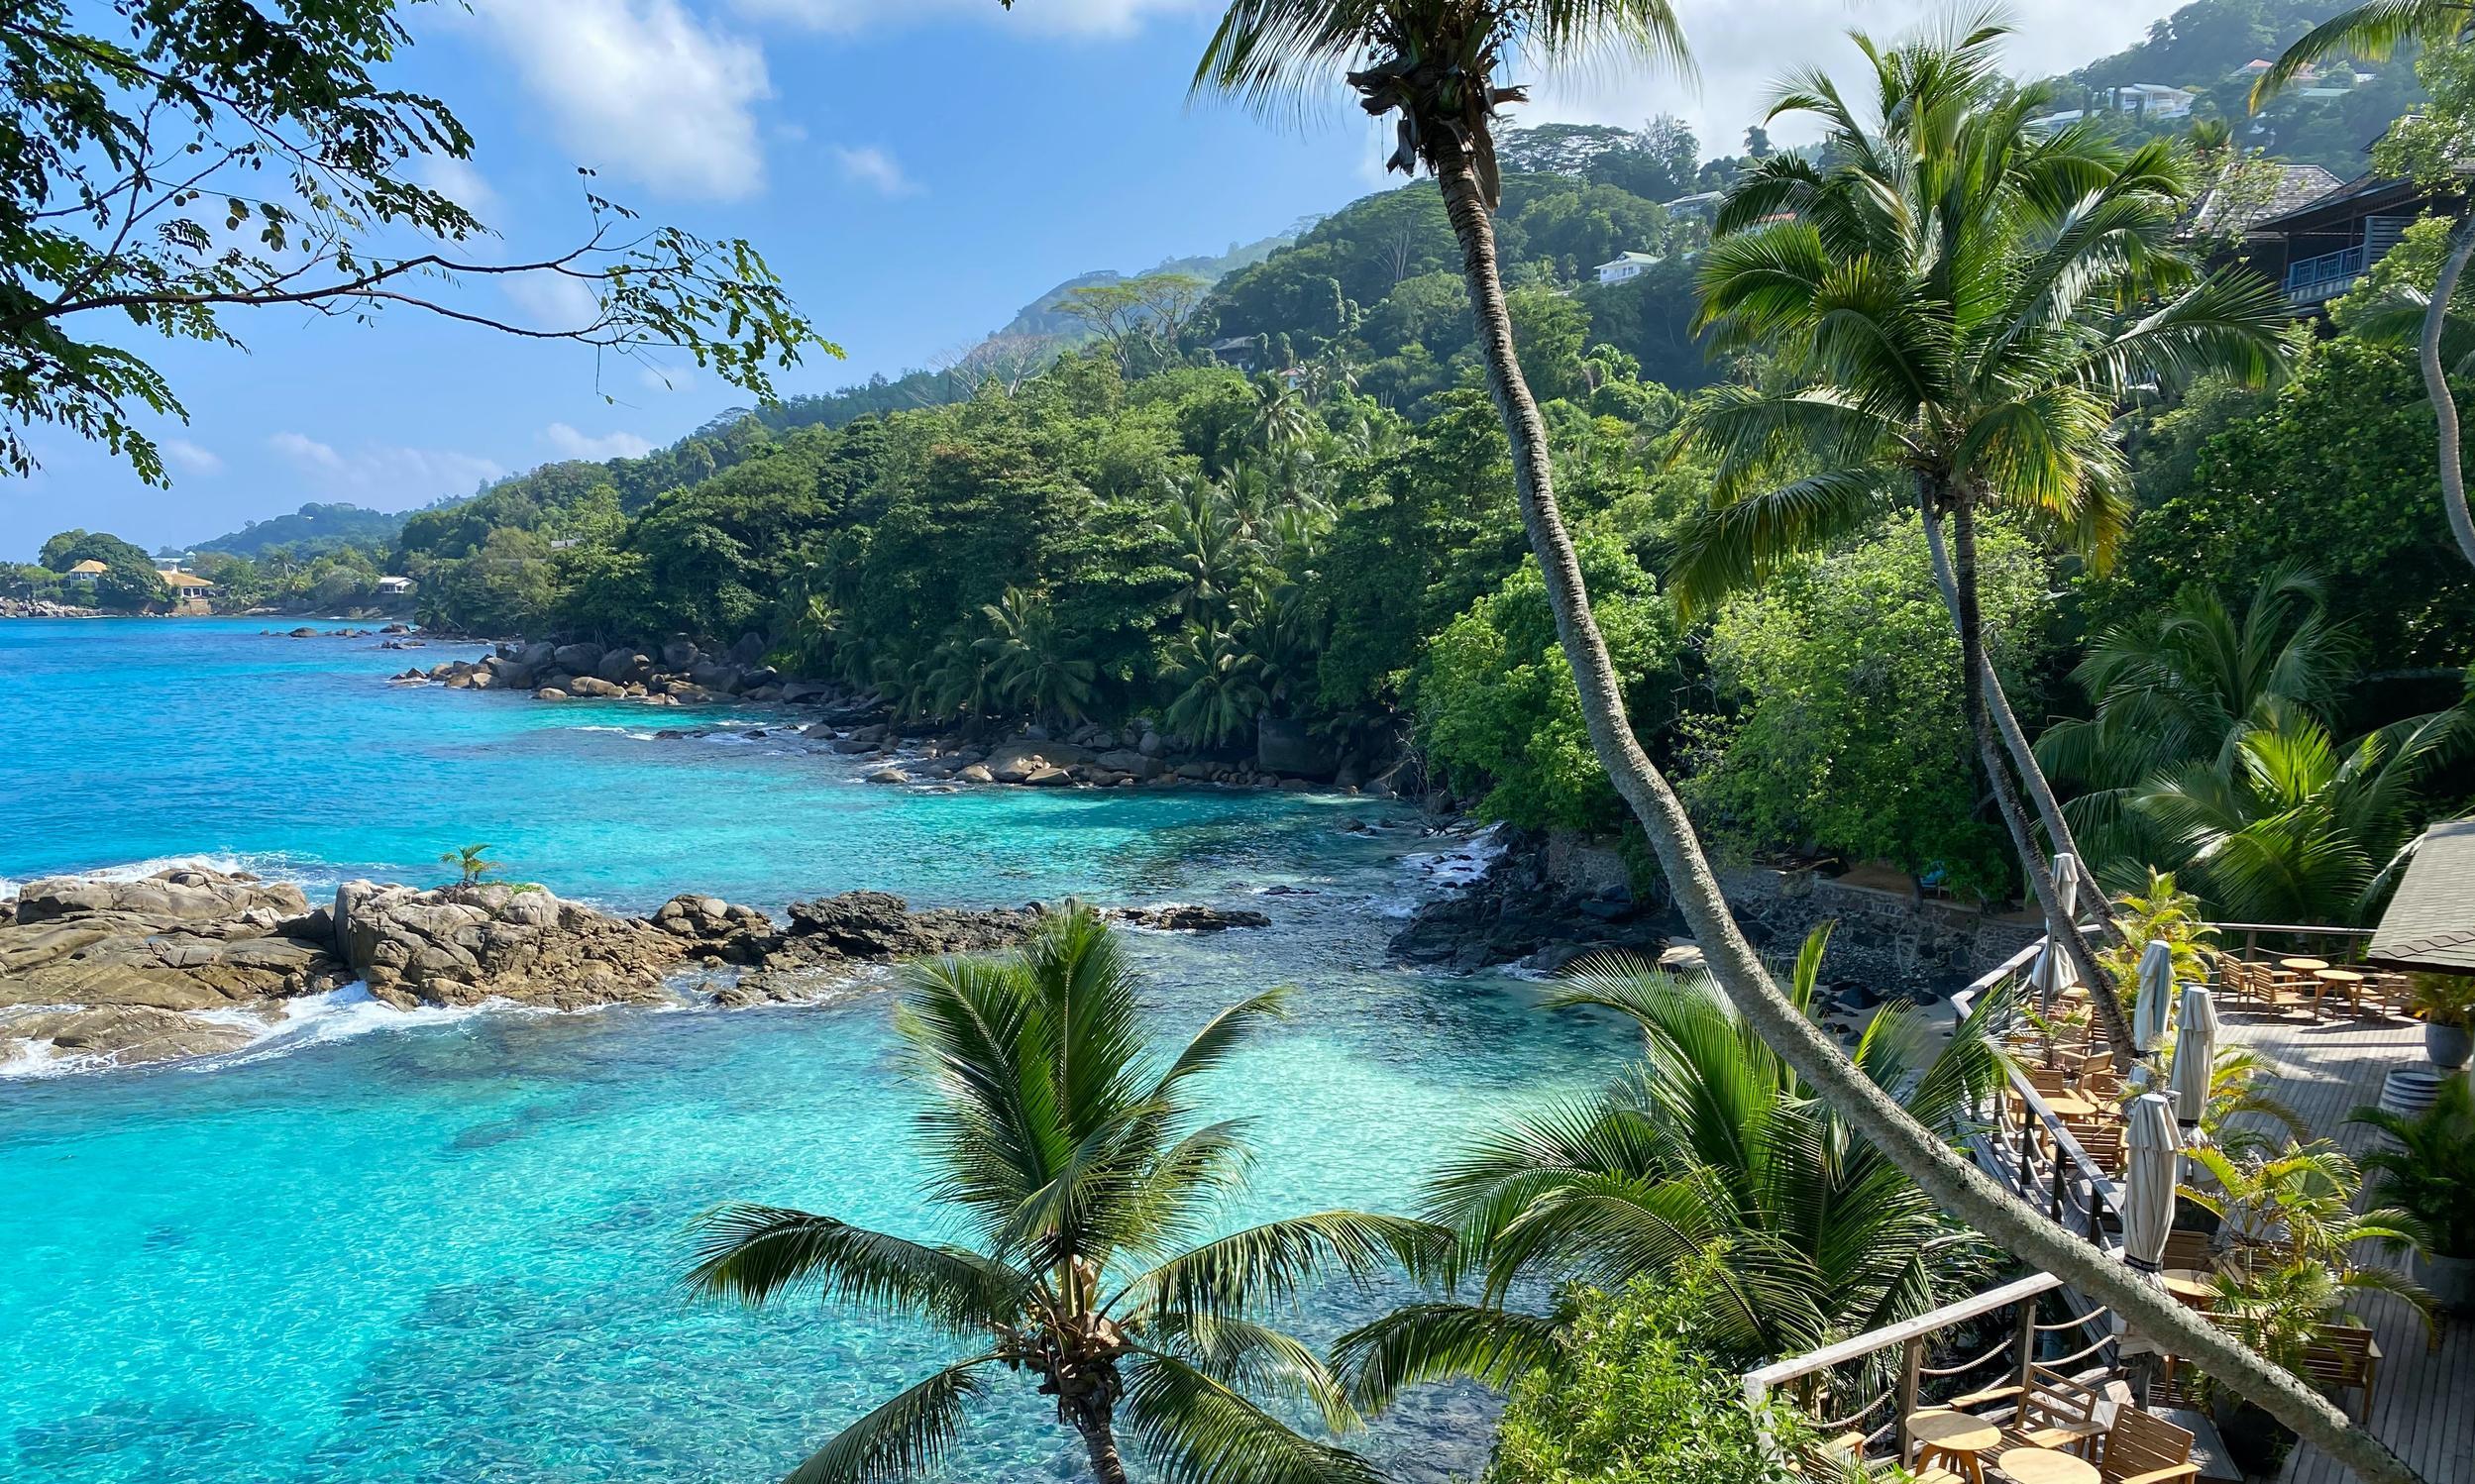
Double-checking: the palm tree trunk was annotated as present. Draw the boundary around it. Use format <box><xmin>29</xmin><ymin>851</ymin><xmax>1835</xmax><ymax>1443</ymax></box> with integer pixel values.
<box><xmin>1919</xmin><ymin>507</ymin><xmax>2125</xmax><ymax>950</ymax></box>
<box><xmin>2420</xmin><ymin>212</ymin><xmax>2475</xmax><ymax>572</ymax></box>
<box><xmin>1071</xmin><ymin>1404</ymin><xmax>1132</xmax><ymax>1484</ymax></box>
<box><xmin>1429</xmin><ymin>135</ymin><xmax>2425</xmax><ymax>1484</ymax></box>
<box><xmin>1935</xmin><ymin>501</ymin><xmax>2137</xmax><ymax>1068</ymax></box>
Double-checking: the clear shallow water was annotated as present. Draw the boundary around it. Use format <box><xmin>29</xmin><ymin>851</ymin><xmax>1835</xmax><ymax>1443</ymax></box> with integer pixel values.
<box><xmin>0</xmin><ymin>619</ymin><xmax>1622</xmax><ymax>1483</ymax></box>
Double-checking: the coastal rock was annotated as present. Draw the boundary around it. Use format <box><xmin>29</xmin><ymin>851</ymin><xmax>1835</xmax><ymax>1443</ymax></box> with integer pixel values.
<box><xmin>774</xmin><ymin>892</ymin><xmax>1044</xmax><ymax>963</ymax></box>
<box><xmin>553</xmin><ymin>642</ymin><xmax>604</xmax><ymax>675</ymax></box>
<box><xmin>957</xmin><ymin>764</ymin><xmax>995</xmax><ymax>784</ymax></box>
<box><xmin>661</xmin><ymin>637</ymin><xmax>699</xmax><ymax>669</ymax></box>
<box><xmin>1386</xmin><ymin>832</ymin><xmax>1666</xmax><ymax>974</ymax></box>
<box><xmin>1</xmin><ymin>867</ymin><xmax>353</xmax><ymax>1067</ymax></box>
<box><xmin>567</xmin><ymin>676</ymin><xmax>625</xmax><ymax>698</ymax></box>
<box><xmin>866</xmin><ymin>767</ymin><xmax>910</xmax><ymax>785</ymax></box>
<box><xmin>596</xmin><ymin>649</ymin><xmax>652</xmax><ymax>685</ymax></box>
<box><xmin>1110</xmin><ymin>904</ymin><xmax>1273</xmax><ymax>932</ymax></box>
<box><xmin>333</xmin><ymin>879</ymin><xmax>684</xmax><ymax>1010</ymax></box>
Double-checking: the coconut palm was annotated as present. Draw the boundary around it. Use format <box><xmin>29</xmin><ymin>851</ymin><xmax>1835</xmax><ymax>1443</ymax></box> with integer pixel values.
<box><xmin>978</xmin><ymin>586</ymin><xmax>1098</xmax><ymax>728</ymax></box>
<box><xmin>688</xmin><ymin>906</ymin><xmax>1437</xmax><ymax>1484</ymax></box>
<box><xmin>1163</xmin><ymin>625</ymin><xmax>1271</xmax><ymax>747</ymax></box>
<box><xmin>1335</xmin><ymin>927</ymin><xmax>2007</xmax><ymax>1410</ymax></box>
<box><xmin>1196</xmin><ymin>9</ymin><xmax>2427</xmax><ymax>1475</ymax></box>
<box><xmin>2254</xmin><ymin>3</ymin><xmax>2475</xmax><ymax>575</ymax></box>
<box><xmin>1153</xmin><ymin>474</ymin><xmax>1260</xmax><ymax>625</ymax></box>
<box><xmin>2127</xmin><ymin>700</ymin><xmax>2469</xmax><ymax>924</ymax></box>
<box><xmin>1676</xmin><ymin>20</ymin><xmax>2293</xmax><ymax>1056</ymax></box>
<box><xmin>439</xmin><ymin>842</ymin><xmax>499</xmax><ymax>887</ymax></box>
<box><xmin>2037</xmin><ymin>569</ymin><xmax>2353</xmax><ymax>878</ymax></box>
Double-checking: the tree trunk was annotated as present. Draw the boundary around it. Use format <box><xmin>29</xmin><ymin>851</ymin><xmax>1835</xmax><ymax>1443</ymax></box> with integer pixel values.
<box><xmin>1071</xmin><ymin>1404</ymin><xmax>1132</xmax><ymax>1484</ymax></box>
<box><xmin>1429</xmin><ymin>136</ymin><xmax>2425</xmax><ymax>1484</ymax></box>
<box><xmin>2419</xmin><ymin>212</ymin><xmax>2475</xmax><ymax>573</ymax></box>
<box><xmin>1919</xmin><ymin>506</ymin><xmax>2125</xmax><ymax>950</ymax></box>
<box><xmin>1939</xmin><ymin>500</ymin><xmax>2137</xmax><ymax>1066</ymax></box>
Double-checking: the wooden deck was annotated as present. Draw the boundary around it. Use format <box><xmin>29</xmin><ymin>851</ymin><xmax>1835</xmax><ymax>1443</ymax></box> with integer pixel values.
<box><xmin>2214</xmin><ymin>1005</ymin><xmax>2472</xmax><ymax>1484</ymax></box>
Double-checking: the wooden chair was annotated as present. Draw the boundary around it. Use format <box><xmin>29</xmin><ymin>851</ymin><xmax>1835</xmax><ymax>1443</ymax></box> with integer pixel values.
<box><xmin>2097</xmin><ymin>1408</ymin><xmax>2198</xmax><ymax>1484</ymax></box>
<box><xmin>2161</xmin><ymin>1230</ymin><xmax>2215</xmax><ymax>1272</ymax></box>
<box><xmin>1996</xmin><ymin>1366</ymin><xmax>2110</xmax><ymax>1459</ymax></box>
<box><xmin>2302</xmin><ymin>1325</ymin><xmax>2379</xmax><ymax>1422</ymax></box>
<box><xmin>2067</xmin><ymin>1122</ymin><xmax>2125</xmax><ymax>1174</ymax></box>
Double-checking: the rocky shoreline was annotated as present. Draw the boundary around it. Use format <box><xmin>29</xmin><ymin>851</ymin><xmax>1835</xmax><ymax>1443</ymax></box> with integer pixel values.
<box><xmin>1</xmin><ymin>598</ymin><xmax>100</xmax><ymax>618</ymax></box>
<box><xmin>397</xmin><ymin>633</ymin><xmax>1405</xmax><ymax>796</ymax></box>
<box><xmin>0</xmin><ymin>865</ymin><xmax>1273</xmax><ymax>1076</ymax></box>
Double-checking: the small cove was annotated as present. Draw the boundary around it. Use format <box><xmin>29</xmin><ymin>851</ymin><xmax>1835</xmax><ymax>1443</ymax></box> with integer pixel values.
<box><xmin>0</xmin><ymin>618</ymin><xmax>1624</xmax><ymax>1482</ymax></box>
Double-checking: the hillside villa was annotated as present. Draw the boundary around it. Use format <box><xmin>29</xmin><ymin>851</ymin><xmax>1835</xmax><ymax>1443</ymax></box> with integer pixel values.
<box><xmin>1594</xmin><ymin>250</ymin><xmax>1663</xmax><ymax>284</ymax></box>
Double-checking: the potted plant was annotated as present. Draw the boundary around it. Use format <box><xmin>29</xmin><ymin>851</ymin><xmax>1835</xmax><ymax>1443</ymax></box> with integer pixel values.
<box><xmin>2408</xmin><ymin>973</ymin><xmax>2475</xmax><ymax>1069</ymax></box>
<box><xmin>2198</xmin><ymin>1262</ymin><xmax>2327</xmax><ymax>1477</ymax></box>
<box><xmin>2352</xmin><ymin>1075</ymin><xmax>2475</xmax><ymax>1315</ymax></box>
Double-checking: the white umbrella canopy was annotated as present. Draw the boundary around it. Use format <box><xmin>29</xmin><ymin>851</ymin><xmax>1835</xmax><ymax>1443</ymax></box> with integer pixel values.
<box><xmin>2029</xmin><ymin>853</ymin><xmax>2082</xmax><ymax>1004</ymax></box>
<box><xmin>2133</xmin><ymin>939</ymin><xmax>2177</xmax><ymax>1053</ymax></box>
<box><xmin>2169</xmin><ymin>982</ymin><xmax>2222</xmax><ymax>1123</ymax></box>
<box><xmin>2121</xmin><ymin>1092</ymin><xmax>2184</xmax><ymax>1271</ymax></box>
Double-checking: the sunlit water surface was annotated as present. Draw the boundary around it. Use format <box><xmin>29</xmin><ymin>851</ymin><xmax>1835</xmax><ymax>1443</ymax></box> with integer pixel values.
<box><xmin>0</xmin><ymin>619</ymin><xmax>1622</xmax><ymax>1482</ymax></box>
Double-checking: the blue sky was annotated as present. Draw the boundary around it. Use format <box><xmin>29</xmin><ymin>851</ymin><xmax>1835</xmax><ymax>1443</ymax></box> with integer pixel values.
<box><xmin>4</xmin><ymin>0</ymin><xmax>2173</xmax><ymax>560</ymax></box>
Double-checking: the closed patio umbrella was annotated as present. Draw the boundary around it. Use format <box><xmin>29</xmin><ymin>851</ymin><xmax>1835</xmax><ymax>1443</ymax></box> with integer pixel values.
<box><xmin>2121</xmin><ymin>1092</ymin><xmax>2183</xmax><ymax>1272</ymax></box>
<box><xmin>2133</xmin><ymin>939</ymin><xmax>2176</xmax><ymax>1054</ymax></box>
<box><xmin>2169</xmin><ymin>981</ymin><xmax>2221</xmax><ymax>1124</ymax></box>
<box><xmin>2029</xmin><ymin>853</ymin><xmax>2082</xmax><ymax>1005</ymax></box>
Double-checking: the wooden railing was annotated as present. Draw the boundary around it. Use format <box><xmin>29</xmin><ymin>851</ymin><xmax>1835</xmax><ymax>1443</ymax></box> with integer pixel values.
<box><xmin>1953</xmin><ymin>937</ymin><xmax>2126</xmax><ymax>1251</ymax></box>
<box><xmin>1741</xmin><ymin>932</ymin><xmax>2127</xmax><ymax>1462</ymax></box>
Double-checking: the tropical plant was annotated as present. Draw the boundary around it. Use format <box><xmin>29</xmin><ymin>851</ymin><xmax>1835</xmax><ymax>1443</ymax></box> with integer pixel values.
<box><xmin>2352</xmin><ymin>1073</ymin><xmax>2475</xmax><ymax>1260</ymax></box>
<box><xmin>1198</xmin><ymin>11</ymin><xmax>2427</xmax><ymax>1477</ymax></box>
<box><xmin>1152</xmin><ymin>476</ymin><xmax>1259</xmax><ymax>625</ymax></box>
<box><xmin>2405</xmin><ymin>972</ymin><xmax>2475</xmax><ymax>1029</ymax></box>
<box><xmin>1676</xmin><ymin>19</ymin><xmax>2292</xmax><ymax>1055</ymax></box>
<box><xmin>2182</xmin><ymin>1139</ymin><xmax>2429</xmax><ymax>1324</ymax></box>
<box><xmin>2126</xmin><ymin>701</ymin><xmax>2468</xmax><ymax>924</ymax></box>
<box><xmin>2038</xmin><ymin>571</ymin><xmax>2354</xmax><ymax>884</ymax></box>
<box><xmin>1335</xmin><ymin>927</ymin><xmax>2005</xmax><ymax>1411</ymax></box>
<box><xmin>978</xmin><ymin>587</ymin><xmax>1099</xmax><ymax>728</ymax></box>
<box><xmin>440</xmin><ymin>844</ymin><xmax>499</xmax><ymax>887</ymax></box>
<box><xmin>1483</xmin><ymin>1266</ymin><xmax>1807</xmax><ymax>1484</ymax></box>
<box><xmin>1163</xmin><ymin>626</ymin><xmax>1272</xmax><ymax>747</ymax></box>
<box><xmin>2093</xmin><ymin>869</ymin><xmax>2219</xmax><ymax>1001</ymax></box>
<box><xmin>687</xmin><ymin>906</ymin><xmax>1437</xmax><ymax>1484</ymax></box>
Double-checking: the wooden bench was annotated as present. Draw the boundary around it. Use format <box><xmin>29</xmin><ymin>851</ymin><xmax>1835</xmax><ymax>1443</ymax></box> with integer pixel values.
<box><xmin>2097</xmin><ymin>1408</ymin><xmax>2198</xmax><ymax>1484</ymax></box>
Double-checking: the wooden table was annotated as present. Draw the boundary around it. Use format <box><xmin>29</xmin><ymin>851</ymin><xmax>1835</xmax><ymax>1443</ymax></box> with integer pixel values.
<box><xmin>2313</xmin><ymin>968</ymin><xmax>2366</xmax><ymax>1015</ymax></box>
<box><xmin>2163</xmin><ymin>1267</ymin><xmax>2217</xmax><ymax>1307</ymax></box>
<box><xmin>2043</xmin><ymin>1095</ymin><xmax>2101</xmax><ymax>1119</ymax></box>
<box><xmin>2277</xmin><ymin>957</ymin><xmax>2329</xmax><ymax>974</ymax></box>
<box><xmin>1909</xmin><ymin>1408</ymin><xmax>2002</xmax><ymax>1484</ymax></box>
<box><xmin>1998</xmin><ymin>1447</ymin><xmax>2100</xmax><ymax>1484</ymax></box>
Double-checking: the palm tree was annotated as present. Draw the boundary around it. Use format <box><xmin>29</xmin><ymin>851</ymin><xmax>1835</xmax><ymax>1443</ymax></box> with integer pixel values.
<box><xmin>1337</xmin><ymin>927</ymin><xmax>2006</xmax><ymax>1409</ymax></box>
<box><xmin>978</xmin><ymin>587</ymin><xmax>1099</xmax><ymax>728</ymax></box>
<box><xmin>2036</xmin><ymin>569</ymin><xmax>2353</xmax><ymax>879</ymax></box>
<box><xmin>1163</xmin><ymin>625</ymin><xmax>1271</xmax><ymax>747</ymax></box>
<box><xmin>1677</xmin><ymin>20</ymin><xmax>2293</xmax><ymax>1057</ymax></box>
<box><xmin>440</xmin><ymin>843</ymin><xmax>498</xmax><ymax>887</ymax></box>
<box><xmin>1152</xmin><ymin>475</ymin><xmax>1259</xmax><ymax>625</ymax></box>
<box><xmin>688</xmin><ymin>906</ymin><xmax>1436</xmax><ymax>1484</ymax></box>
<box><xmin>2254</xmin><ymin>1</ymin><xmax>2475</xmax><ymax>575</ymax></box>
<box><xmin>1196</xmin><ymin>10</ymin><xmax>2428</xmax><ymax>1476</ymax></box>
<box><xmin>2127</xmin><ymin>700</ymin><xmax>2467</xmax><ymax>924</ymax></box>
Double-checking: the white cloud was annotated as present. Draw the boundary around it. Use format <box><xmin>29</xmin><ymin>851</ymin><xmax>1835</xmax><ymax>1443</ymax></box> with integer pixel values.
<box><xmin>269</xmin><ymin>433</ymin><xmax>506</xmax><ymax>506</ymax></box>
<box><xmin>733</xmin><ymin>0</ymin><xmax>1202</xmax><ymax>38</ymax></box>
<box><xmin>472</xmin><ymin>0</ymin><xmax>770</xmax><ymax>200</ymax></box>
<box><xmin>544</xmin><ymin>423</ymin><xmax>657</xmax><ymax>461</ymax></box>
<box><xmin>502</xmin><ymin>269</ymin><xmax>605</xmax><ymax>333</ymax></box>
<box><xmin>411</xmin><ymin>155</ymin><xmax>499</xmax><ymax>218</ymax></box>
<box><xmin>1526</xmin><ymin>0</ymin><xmax>2164</xmax><ymax>154</ymax></box>
<box><xmin>831</xmin><ymin>144</ymin><xmax>922</xmax><ymax>197</ymax></box>
<box><xmin>161</xmin><ymin>438</ymin><xmax>224</xmax><ymax>477</ymax></box>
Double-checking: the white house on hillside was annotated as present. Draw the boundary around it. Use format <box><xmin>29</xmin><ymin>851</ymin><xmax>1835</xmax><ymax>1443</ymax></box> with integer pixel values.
<box><xmin>376</xmin><ymin>576</ymin><xmax>415</xmax><ymax>596</ymax></box>
<box><xmin>1595</xmin><ymin>251</ymin><xmax>1662</xmax><ymax>285</ymax></box>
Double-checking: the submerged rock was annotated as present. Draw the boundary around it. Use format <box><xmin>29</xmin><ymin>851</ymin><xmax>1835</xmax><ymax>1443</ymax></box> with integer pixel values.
<box><xmin>1109</xmin><ymin>904</ymin><xmax>1273</xmax><ymax>932</ymax></box>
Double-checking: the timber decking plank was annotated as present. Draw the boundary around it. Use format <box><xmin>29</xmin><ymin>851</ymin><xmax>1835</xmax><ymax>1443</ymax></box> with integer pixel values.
<box><xmin>2211</xmin><ymin>1007</ymin><xmax>2467</xmax><ymax>1484</ymax></box>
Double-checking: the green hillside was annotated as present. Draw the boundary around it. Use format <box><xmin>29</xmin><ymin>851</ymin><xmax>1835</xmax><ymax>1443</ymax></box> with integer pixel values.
<box><xmin>189</xmin><ymin>501</ymin><xmax>409</xmax><ymax>558</ymax></box>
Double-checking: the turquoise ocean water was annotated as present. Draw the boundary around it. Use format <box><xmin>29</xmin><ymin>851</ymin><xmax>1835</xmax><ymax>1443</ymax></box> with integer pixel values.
<box><xmin>0</xmin><ymin>619</ymin><xmax>1620</xmax><ymax>1483</ymax></box>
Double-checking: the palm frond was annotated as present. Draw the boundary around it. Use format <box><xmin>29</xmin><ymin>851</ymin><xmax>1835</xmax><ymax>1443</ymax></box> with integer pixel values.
<box><xmin>684</xmin><ymin>1205</ymin><xmax>1022</xmax><ymax>1332</ymax></box>
<box><xmin>1117</xmin><ymin>1212</ymin><xmax>1453</xmax><ymax>1324</ymax></box>
<box><xmin>1329</xmin><ymin>1302</ymin><xmax>1567</xmax><ymax>1412</ymax></box>
<box><xmin>1120</xmin><ymin>1349</ymin><xmax>1381</xmax><ymax>1484</ymax></box>
<box><xmin>781</xmin><ymin>1358</ymin><xmax>1000</xmax><ymax>1484</ymax></box>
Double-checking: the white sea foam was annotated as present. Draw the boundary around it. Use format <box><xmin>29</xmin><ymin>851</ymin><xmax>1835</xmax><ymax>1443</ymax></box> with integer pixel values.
<box><xmin>0</xmin><ymin>983</ymin><xmax>531</xmax><ymax>1080</ymax></box>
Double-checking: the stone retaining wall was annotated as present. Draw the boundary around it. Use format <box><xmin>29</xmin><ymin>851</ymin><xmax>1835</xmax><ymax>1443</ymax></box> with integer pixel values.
<box><xmin>1717</xmin><ymin>865</ymin><xmax>2044</xmax><ymax>988</ymax></box>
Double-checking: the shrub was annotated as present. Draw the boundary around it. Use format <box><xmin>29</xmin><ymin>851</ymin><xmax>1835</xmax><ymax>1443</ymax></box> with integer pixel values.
<box><xmin>1486</xmin><ymin>1268</ymin><xmax>1800</xmax><ymax>1484</ymax></box>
